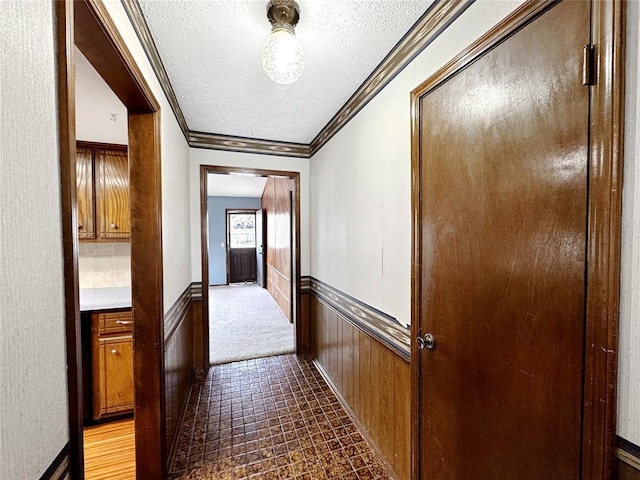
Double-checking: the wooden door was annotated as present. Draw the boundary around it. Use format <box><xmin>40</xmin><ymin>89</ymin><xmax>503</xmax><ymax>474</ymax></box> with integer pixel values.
<box><xmin>256</xmin><ymin>209</ymin><xmax>267</xmax><ymax>287</ymax></box>
<box><xmin>76</xmin><ymin>146</ymin><xmax>95</xmax><ymax>239</ymax></box>
<box><xmin>98</xmin><ymin>148</ymin><xmax>130</xmax><ymax>240</ymax></box>
<box><xmin>227</xmin><ymin>211</ymin><xmax>257</xmax><ymax>284</ymax></box>
<box><xmin>414</xmin><ymin>1</ymin><xmax>590</xmax><ymax>478</ymax></box>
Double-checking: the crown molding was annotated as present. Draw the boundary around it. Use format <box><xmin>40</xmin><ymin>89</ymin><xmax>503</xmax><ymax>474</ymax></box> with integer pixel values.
<box><xmin>121</xmin><ymin>0</ymin><xmax>473</xmax><ymax>159</ymax></box>
<box><xmin>309</xmin><ymin>0</ymin><xmax>475</xmax><ymax>156</ymax></box>
<box><xmin>188</xmin><ymin>131</ymin><xmax>310</xmax><ymax>158</ymax></box>
<box><xmin>120</xmin><ymin>0</ymin><xmax>190</xmax><ymax>139</ymax></box>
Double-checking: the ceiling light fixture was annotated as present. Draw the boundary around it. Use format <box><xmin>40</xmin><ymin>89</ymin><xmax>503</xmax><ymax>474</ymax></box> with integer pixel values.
<box><xmin>261</xmin><ymin>0</ymin><xmax>305</xmax><ymax>85</ymax></box>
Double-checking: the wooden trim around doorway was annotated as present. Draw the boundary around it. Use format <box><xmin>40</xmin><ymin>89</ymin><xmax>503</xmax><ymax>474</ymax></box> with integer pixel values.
<box><xmin>57</xmin><ymin>0</ymin><xmax>165</xmax><ymax>478</ymax></box>
<box><xmin>200</xmin><ymin>165</ymin><xmax>303</xmax><ymax>368</ymax></box>
<box><xmin>410</xmin><ymin>1</ymin><xmax>625</xmax><ymax>479</ymax></box>
<box><xmin>224</xmin><ymin>208</ymin><xmax>260</xmax><ymax>285</ymax></box>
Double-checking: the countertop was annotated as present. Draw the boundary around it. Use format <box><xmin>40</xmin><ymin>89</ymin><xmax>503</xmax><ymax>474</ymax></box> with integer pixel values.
<box><xmin>80</xmin><ymin>287</ymin><xmax>132</xmax><ymax>312</ymax></box>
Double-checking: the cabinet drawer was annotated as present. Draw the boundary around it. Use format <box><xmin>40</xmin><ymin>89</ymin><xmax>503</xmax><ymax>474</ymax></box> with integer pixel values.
<box><xmin>95</xmin><ymin>311</ymin><xmax>133</xmax><ymax>335</ymax></box>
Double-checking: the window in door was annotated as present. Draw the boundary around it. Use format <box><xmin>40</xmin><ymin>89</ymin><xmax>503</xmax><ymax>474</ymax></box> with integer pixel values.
<box><xmin>228</xmin><ymin>213</ymin><xmax>256</xmax><ymax>248</ymax></box>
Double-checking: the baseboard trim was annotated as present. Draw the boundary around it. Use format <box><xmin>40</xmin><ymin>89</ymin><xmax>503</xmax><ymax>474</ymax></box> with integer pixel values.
<box><xmin>39</xmin><ymin>443</ymin><xmax>70</xmax><ymax>480</ymax></box>
<box><xmin>311</xmin><ymin>358</ymin><xmax>400</xmax><ymax>480</ymax></box>
<box><xmin>618</xmin><ymin>437</ymin><xmax>640</xmax><ymax>471</ymax></box>
<box><xmin>308</xmin><ymin>277</ymin><xmax>410</xmax><ymax>360</ymax></box>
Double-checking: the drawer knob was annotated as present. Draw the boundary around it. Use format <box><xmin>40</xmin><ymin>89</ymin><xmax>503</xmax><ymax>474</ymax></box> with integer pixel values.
<box><xmin>110</xmin><ymin>223</ymin><xmax>118</xmax><ymax>229</ymax></box>
<box><xmin>111</xmin><ymin>349</ymin><xmax>119</xmax><ymax>355</ymax></box>
<box><xmin>78</xmin><ymin>225</ymin><xmax>83</xmax><ymax>230</ymax></box>
<box><xmin>115</xmin><ymin>320</ymin><xmax>132</xmax><ymax>325</ymax></box>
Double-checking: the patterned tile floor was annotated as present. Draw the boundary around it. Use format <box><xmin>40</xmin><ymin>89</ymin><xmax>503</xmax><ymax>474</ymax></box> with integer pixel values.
<box><xmin>170</xmin><ymin>355</ymin><xmax>390</xmax><ymax>480</ymax></box>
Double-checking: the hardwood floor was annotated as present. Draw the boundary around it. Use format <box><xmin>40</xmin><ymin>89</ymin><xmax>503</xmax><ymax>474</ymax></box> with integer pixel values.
<box><xmin>84</xmin><ymin>419</ymin><xmax>135</xmax><ymax>479</ymax></box>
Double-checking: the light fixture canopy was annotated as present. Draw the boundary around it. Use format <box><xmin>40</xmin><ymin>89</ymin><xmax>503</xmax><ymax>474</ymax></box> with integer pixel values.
<box><xmin>262</xmin><ymin>0</ymin><xmax>305</xmax><ymax>85</ymax></box>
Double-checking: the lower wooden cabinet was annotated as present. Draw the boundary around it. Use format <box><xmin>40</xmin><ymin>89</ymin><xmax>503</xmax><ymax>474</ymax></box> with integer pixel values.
<box><xmin>91</xmin><ymin>310</ymin><xmax>134</xmax><ymax>419</ymax></box>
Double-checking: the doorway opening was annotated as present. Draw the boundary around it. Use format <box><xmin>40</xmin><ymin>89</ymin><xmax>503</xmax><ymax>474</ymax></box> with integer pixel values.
<box><xmin>74</xmin><ymin>45</ymin><xmax>135</xmax><ymax>479</ymax></box>
<box><xmin>57</xmin><ymin>0</ymin><xmax>165</xmax><ymax>478</ymax></box>
<box><xmin>200</xmin><ymin>166</ymin><xmax>301</xmax><ymax>369</ymax></box>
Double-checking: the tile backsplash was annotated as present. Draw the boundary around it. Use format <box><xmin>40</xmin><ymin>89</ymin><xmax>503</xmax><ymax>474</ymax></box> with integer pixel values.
<box><xmin>79</xmin><ymin>242</ymin><xmax>131</xmax><ymax>289</ymax></box>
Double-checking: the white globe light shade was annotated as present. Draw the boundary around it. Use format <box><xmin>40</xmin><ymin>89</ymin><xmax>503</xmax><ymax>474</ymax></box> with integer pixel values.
<box><xmin>262</xmin><ymin>27</ymin><xmax>305</xmax><ymax>85</ymax></box>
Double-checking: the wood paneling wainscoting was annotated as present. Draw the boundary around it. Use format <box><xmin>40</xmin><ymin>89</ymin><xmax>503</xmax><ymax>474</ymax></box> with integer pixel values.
<box><xmin>164</xmin><ymin>282</ymin><xmax>202</xmax><ymax>470</ymax></box>
<box><xmin>262</xmin><ymin>177</ymin><xmax>293</xmax><ymax>321</ymax></box>
<box><xmin>307</xmin><ymin>277</ymin><xmax>411</xmax><ymax>480</ymax></box>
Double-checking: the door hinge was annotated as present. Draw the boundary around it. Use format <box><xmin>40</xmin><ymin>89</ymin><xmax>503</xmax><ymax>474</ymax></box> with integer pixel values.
<box><xmin>583</xmin><ymin>45</ymin><xmax>596</xmax><ymax>86</ymax></box>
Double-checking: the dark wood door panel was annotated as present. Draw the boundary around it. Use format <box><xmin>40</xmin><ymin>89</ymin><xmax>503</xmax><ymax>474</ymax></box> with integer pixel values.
<box><xmin>229</xmin><ymin>248</ymin><xmax>256</xmax><ymax>283</ymax></box>
<box><xmin>416</xmin><ymin>1</ymin><xmax>590</xmax><ymax>478</ymax></box>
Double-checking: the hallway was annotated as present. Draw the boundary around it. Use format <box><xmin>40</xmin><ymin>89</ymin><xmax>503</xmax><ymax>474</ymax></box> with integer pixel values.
<box><xmin>170</xmin><ymin>355</ymin><xmax>390</xmax><ymax>479</ymax></box>
<box><xmin>209</xmin><ymin>285</ymin><xmax>294</xmax><ymax>365</ymax></box>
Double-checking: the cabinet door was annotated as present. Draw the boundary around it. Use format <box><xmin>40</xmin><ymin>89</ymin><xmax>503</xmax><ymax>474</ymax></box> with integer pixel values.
<box><xmin>94</xmin><ymin>335</ymin><xmax>134</xmax><ymax>418</ymax></box>
<box><xmin>76</xmin><ymin>147</ymin><xmax>95</xmax><ymax>240</ymax></box>
<box><xmin>98</xmin><ymin>148</ymin><xmax>130</xmax><ymax>239</ymax></box>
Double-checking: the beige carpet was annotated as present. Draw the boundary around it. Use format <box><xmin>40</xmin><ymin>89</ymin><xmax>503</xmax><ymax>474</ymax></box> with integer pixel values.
<box><xmin>209</xmin><ymin>284</ymin><xmax>294</xmax><ymax>365</ymax></box>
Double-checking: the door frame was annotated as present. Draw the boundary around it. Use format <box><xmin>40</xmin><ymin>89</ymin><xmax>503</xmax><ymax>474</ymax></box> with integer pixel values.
<box><xmin>56</xmin><ymin>0</ymin><xmax>166</xmax><ymax>478</ymax></box>
<box><xmin>410</xmin><ymin>1</ymin><xmax>625</xmax><ymax>479</ymax></box>
<box><xmin>225</xmin><ymin>208</ymin><xmax>259</xmax><ymax>284</ymax></box>
<box><xmin>200</xmin><ymin>165</ymin><xmax>302</xmax><ymax>369</ymax></box>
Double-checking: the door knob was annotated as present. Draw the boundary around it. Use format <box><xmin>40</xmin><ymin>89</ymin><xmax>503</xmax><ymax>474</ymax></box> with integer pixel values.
<box><xmin>417</xmin><ymin>333</ymin><xmax>436</xmax><ymax>350</ymax></box>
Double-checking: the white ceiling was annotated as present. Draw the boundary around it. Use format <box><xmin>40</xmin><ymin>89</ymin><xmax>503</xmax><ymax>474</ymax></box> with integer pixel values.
<box><xmin>207</xmin><ymin>173</ymin><xmax>268</xmax><ymax>197</ymax></box>
<box><xmin>75</xmin><ymin>47</ymin><xmax>128</xmax><ymax>145</ymax></box>
<box><xmin>137</xmin><ymin>0</ymin><xmax>433</xmax><ymax>144</ymax></box>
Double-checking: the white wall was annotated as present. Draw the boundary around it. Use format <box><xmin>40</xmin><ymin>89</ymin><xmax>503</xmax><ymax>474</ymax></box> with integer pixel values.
<box><xmin>619</xmin><ymin>0</ymin><xmax>640</xmax><ymax>447</ymax></box>
<box><xmin>75</xmin><ymin>46</ymin><xmax>128</xmax><ymax>145</ymax></box>
<box><xmin>101</xmin><ymin>1</ymin><xmax>192</xmax><ymax>313</ymax></box>
<box><xmin>310</xmin><ymin>0</ymin><xmax>525</xmax><ymax>327</ymax></box>
<box><xmin>190</xmin><ymin>149</ymin><xmax>310</xmax><ymax>282</ymax></box>
<box><xmin>1</xmin><ymin>1</ymin><xmax>69</xmax><ymax>477</ymax></box>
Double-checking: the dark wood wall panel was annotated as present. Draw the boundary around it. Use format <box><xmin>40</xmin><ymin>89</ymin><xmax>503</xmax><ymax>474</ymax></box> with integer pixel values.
<box><xmin>262</xmin><ymin>177</ymin><xmax>292</xmax><ymax>320</ymax></box>
<box><xmin>164</xmin><ymin>285</ymin><xmax>199</xmax><ymax>468</ymax></box>
<box><xmin>618</xmin><ymin>460</ymin><xmax>640</xmax><ymax>480</ymax></box>
<box><xmin>300</xmin><ymin>292</ymin><xmax>311</xmax><ymax>354</ymax></box>
<box><xmin>310</xmin><ymin>296</ymin><xmax>411</xmax><ymax>480</ymax></box>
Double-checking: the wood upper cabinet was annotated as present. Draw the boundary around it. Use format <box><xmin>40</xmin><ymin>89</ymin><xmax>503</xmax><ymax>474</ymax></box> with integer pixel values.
<box><xmin>98</xmin><ymin>148</ymin><xmax>130</xmax><ymax>239</ymax></box>
<box><xmin>91</xmin><ymin>310</ymin><xmax>134</xmax><ymax>419</ymax></box>
<box><xmin>76</xmin><ymin>146</ymin><xmax>95</xmax><ymax>240</ymax></box>
<box><xmin>76</xmin><ymin>142</ymin><xmax>129</xmax><ymax>242</ymax></box>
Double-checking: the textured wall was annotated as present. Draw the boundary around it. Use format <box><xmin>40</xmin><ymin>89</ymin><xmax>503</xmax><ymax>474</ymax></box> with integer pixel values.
<box><xmin>309</xmin><ymin>0</ymin><xmax>525</xmax><ymax>328</ymax></box>
<box><xmin>619</xmin><ymin>0</ymin><xmax>640</xmax><ymax>446</ymax></box>
<box><xmin>190</xmin><ymin>149</ymin><xmax>310</xmax><ymax>282</ymax></box>
<box><xmin>207</xmin><ymin>196</ymin><xmax>262</xmax><ymax>285</ymax></box>
<box><xmin>0</xmin><ymin>1</ymin><xmax>70</xmax><ymax>478</ymax></box>
<box><xmin>101</xmin><ymin>1</ymin><xmax>192</xmax><ymax>314</ymax></box>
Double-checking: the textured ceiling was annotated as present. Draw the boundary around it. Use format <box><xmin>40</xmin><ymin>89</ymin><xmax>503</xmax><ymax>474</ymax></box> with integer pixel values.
<box><xmin>137</xmin><ymin>0</ymin><xmax>433</xmax><ymax>144</ymax></box>
<box><xmin>207</xmin><ymin>174</ymin><xmax>268</xmax><ymax>198</ymax></box>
